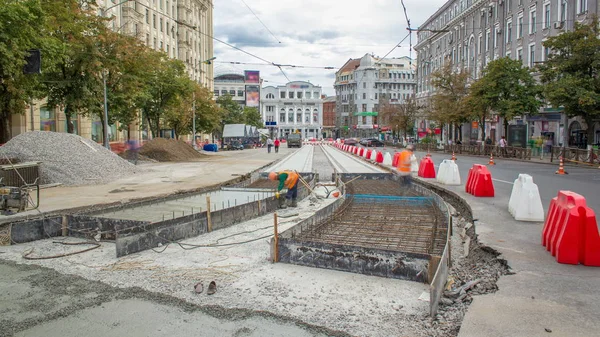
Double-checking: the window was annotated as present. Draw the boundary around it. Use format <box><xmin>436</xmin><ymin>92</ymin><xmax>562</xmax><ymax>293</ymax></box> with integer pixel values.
<box><xmin>237</xmin><ymin>90</ymin><xmax>243</xmax><ymax>97</ymax></box>
<box><xmin>560</xmin><ymin>0</ymin><xmax>567</xmax><ymax>22</ymax></box>
<box><xmin>221</xmin><ymin>90</ymin><xmax>227</xmax><ymax>95</ymax></box>
<box><xmin>314</xmin><ymin>92</ymin><xmax>319</xmax><ymax>98</ymax></box>
<box><xmin>160</xmin><ymin>18</ymin><xmax>163</xmax><ymax>32</ymax></box>
<box><xmin>375</xmin><ymin>93</ymin><xmax>378</xmax><ymax>99</ymax></box>
<box><xmin>166</xmin><ymin>1</ymin><xmax>169</xmax><ymax>14</ymax></box>
<box><xmin>146</xmin><ymin>33</ymin><xmax>150</xmax><ymax>45</ymax></box>
<box><xmin>543</xmin><ymin>3</ymin><xmax>551</xmax><ymax>28</ymax></box>
<box><xmin>214</xmin><ymin>91</ymin><xmax>219</xmax><ymax>97</ymax></box>
<box><xmin>297</xmin><ymin>92</ymin><xmax>302</xmax><ymax>99</ymax></box>
<box><xmin>313</xmin><ymin>111</ymin><xmax>318</xmax><ymax>123</ymax></box>
<box><xmin>543</xmin><ymin>45</ymin><xmax>550</xmax><ymax>61</ymax></box>
<box><xmin>153</xmin><ymin>14</ymin><xmax>156</xmax><ymax>28</ymax></box>
<box><xmin>529</xmin><ymin>44</ymin><xmax>535</xmax><ymax>67</ymax></box>
<box><xmin>146</xmin><ymin>9</ymin><xmax>149</xmax><ymax>23</ymax></box>
<box><xmin>153</xmin><ymin>37</ymin><xmax>157</xmax><ymax>49</ymax></box>
<box><xmin>305</xmin><ymin>111</ymin><xmax>310</xmax><ymax>123</ymax></box>
<box><xmin>362</xmin><ymin>93</ymin><xmax>366</xmax><ymax>99</ymax></box>
<box><xmin>289</xmin><ymin>91</ymin><xmax>294</xmax><ymax>99</ymax></box>
<box><xmin>506</xmin><ymin>50</ymin><xmax>512</xmax><ymax>59</ymax></box>
<box><xmin>266</xmin><ymin>106</ymin><xmax>274</xmax><ymax>112</ymax></box>
<box><xmin>518</xmin><ymin>15</ymin><xmax>523</xmax><ymax>38</ymax></box>
<box><xmin>229</xmin><ymin>90</ymin><xmax>235</xmax><ymax>95</ymax></box>
<box><xmin>296</xmin><ymin>110</ymin><xmax>302</xmax><ymax>123</ymax></box>
<box><xmin>305</xmin><ymin>92</ymin><xmax>311</xmax><ymax>99</ymax></box>
<box><xmin>362</xmin><ymin>116</ymin><xmax>367</xmax><ymax>124</ymax></box>
<box><xmin>362</xmin><ymin>104</ymin><xmax>367</xmax><ymax>112</ymax></box>
<box><xmin>506</xmin><ymin>20</ymin><xmax>512</xmax><ymax>43</ymax></box>
<box><xmin>288</xmin><ymin>109</ymin><xmax>294</xmax><ymax>122</ymax></box>
<box><xmin>485</xmin><ymin>30</ymin><xmax>490</xmax><ymax>51</ymax></box>
<box><xmin>39</xmin><ymin>106</ymin><xmax>56</xmax><ymax>131</ymax></box>
<box><xmin>280</xmin><ymin>112</ymin><xmax>286</xmax><ymax>123</ymax></box>
<box><xmin>280</xmin><ymin>91</ymin><xmax>285</xmax><ymax>99</ymax></box>
<box><xmin>517</xmin><ymin>48</ymin><xmax>523</xmax><ymax>61</ymax></box>
<box><xmin>493</xmin><ymin>26</ymin><xmax>498</xmax><ymax>48</ymax></box>
<box><xmin>529</xmin><ymin>9</ymin><xmax>536</xmax><ymax>34</ymax></box>
<box><xmin>363</xmin><ymin>82</ymin><xmax>366</xmax><ymax>88</ymax></box>
<box><xmin>160</xmin><ymin>41</ymin><xmax>163</xmax><ymax>50</ymax></box>
<box><xmin>578</xmin><ymin>0</ymin><xmax>587</xmax><ymax>14</ymax></box>
<box><xmin>478</xmin><ymin>35</ymin><xmax>483</xmax><ymax>53</ymax></box>
<box><xmin>266</xmin><ymin>93</ymin><xmax>275</xmax><ymax>99</ymax></box>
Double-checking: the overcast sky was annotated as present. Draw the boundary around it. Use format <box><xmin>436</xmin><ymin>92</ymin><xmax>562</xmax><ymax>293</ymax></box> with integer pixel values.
<box><xmin>213</xmin><ymin>0</ymin><xmax>447</xmax><ymax>96</ymax></box>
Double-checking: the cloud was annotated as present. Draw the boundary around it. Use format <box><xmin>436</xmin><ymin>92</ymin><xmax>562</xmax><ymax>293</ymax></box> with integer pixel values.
<box><xmin>213</xmin><ymin>0</ymin><xmax>448</xmax><ymax>95</ymax></box>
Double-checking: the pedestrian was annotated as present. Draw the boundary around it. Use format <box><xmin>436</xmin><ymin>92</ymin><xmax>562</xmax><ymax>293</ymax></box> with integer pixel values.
<box><xmin>126</xmin><ymin>139</ymin><xmax>139</xmax><ymax>165</ymax></box>
<box><xmin>267</xmin><ymin>137</ymin><xmax>273</xmax><ymax>153</ymax></box>
<box><xmin>396</xmin><ymin>144</ymin><xmax>414</xmax><ymax>187</ymax></box>
<box><xmin>268</xmin><ymin>170</ymin><xmax>299</xmax><ymax>208</ymax></box>
<box><xmin>274</xmin><ymin>138</ymin><xmax>280</xmax><ymax>153</ymax></box>
<box><xmin>499</xmin><ymin>135</ymin><xmax>507</xmax><ymax>157</ymax></box>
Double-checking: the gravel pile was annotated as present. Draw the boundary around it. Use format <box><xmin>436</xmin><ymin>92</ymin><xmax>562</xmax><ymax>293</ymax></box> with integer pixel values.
<box><xmin>138</xmin><ymin>138</ymin><xmax>204</xmax><ymax>162</ymax></box>
<box><xmin>0</xmin><ymin>131</ymin><xmax>138</xmax><ymax>186</ymax></box>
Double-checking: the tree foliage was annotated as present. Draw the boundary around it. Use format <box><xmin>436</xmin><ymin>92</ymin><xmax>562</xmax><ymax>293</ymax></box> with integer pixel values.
<box><xmin>429</xmin><ymin>63</ymin><xmax>471</xmax><ymax>136</ymax></box>
<box><xmin>472</xmin><ymin>57</ymin><xmax>542</xmax><ymax>137</ymax></box>
<box><xmin>243</xmin><ymin>106</ymin><xmax>263</xmax><ymax>128</ymax></box>
<box><xmin>379</xmin><ymin>96</ymin><xmax>418</xmax><ymax>139</ymax></box>
<box><xmin>539</xmin><ymin>18</ymin><xmax>600</xmax><ymax>145</ymax></box>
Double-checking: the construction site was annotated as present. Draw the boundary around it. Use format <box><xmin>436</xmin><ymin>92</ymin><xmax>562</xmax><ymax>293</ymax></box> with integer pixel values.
<box><xmin>0</xmin><ymin>132</ymin><xmax>510</xmax><ymax>337</ymax></box>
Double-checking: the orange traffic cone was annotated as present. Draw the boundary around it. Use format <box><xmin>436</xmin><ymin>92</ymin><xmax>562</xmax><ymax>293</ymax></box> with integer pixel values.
<box><xmin>555</xmin><ymin>156</ymin><xmax>568</xmax><ymax>175</ymax></box>
<box><xmin>488</xmin><ymin>153</ymin><xmax>495</xmax><ymax>165</ymax></box>
<box><xmin>451</xmin><ymin>152</ymin><xmax>457</xmax><ymax>161</ymax></box>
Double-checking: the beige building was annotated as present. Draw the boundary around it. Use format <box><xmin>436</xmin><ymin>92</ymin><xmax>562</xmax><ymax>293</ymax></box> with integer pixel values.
<box><xmin>10</xmin><ymin>0</ymin><xmax>214</xmax><ymax>144</ymax></box>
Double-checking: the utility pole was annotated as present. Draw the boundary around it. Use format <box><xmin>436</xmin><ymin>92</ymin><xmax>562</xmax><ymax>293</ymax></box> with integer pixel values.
<box><xmin>102</xmin><ymin>70</ymin><xmax>110</xmax><ymax>149</ymax></box>
<box><xmin>192</xmin><ymin>91</ymin><xmax>196</xmax><ymax>149</ymax></box>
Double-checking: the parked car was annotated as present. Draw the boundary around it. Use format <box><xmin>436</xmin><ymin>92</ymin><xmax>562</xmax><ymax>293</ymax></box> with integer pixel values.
<box><xmin>361</xmin><ymin>138</ymin><xmax>384</xmax><ymax>147</ymax></box>
<box><xmin>343</xmin><ymin>138</ymin><xmax>358</xmax><ymax>145</ymax></box>
<box><xmin>228</xmin><ymin>141</ymin><xmax>244</xmax><ymax>150</ymax></box>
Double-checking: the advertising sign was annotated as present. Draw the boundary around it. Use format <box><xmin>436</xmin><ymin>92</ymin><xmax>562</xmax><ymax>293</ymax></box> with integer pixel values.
<box><xmin>244</xmin><ymin>70</ymin><xmax>260</xmax><ymax>84</ymax></box>
<box><xmin>508</xmin><ymin>124</ymin><xmax>527</xmax><ymax>147</ymax></box>
<box><xmin>245</xmin><ymin>85</ymin><xmax>260</xmax><ymax>107</ymax></box>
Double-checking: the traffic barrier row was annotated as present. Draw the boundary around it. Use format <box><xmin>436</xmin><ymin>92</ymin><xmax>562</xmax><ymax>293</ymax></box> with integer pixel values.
<box><xmin>508</xmin><ymin>174</ymin><xmax>544</xmax><ymax>222</ymax></box>
<box><xmin>437</xmin><ymin>159</ymin><xmax>461</xmax><ymax>185</ymax></box>
<box><xmin>465</xmin><ymin>164</ymin><xmax>494</xmax><ymax>197</ymax></box>
<box><xmin>542</xmin><ymin>191</ymin><xmax>600</xmax><ymax>266</ymax></box>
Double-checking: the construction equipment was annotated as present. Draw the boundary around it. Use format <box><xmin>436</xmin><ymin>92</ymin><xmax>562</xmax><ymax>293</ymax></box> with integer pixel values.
<box><xmin>0</xmin><ymin>177</ymin><xmax>39</xmax><ymax>215</ymax></box>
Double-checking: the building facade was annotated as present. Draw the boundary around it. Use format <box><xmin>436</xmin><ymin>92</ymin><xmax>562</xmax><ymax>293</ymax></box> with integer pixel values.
<box><xmin>322</xmin><ymin>96</ymin><xmax>337</xmax><ymax>138</ymax></box>
<box><xmin>10</xmin><ymin>0</ymin><xmax>214</xmax><ymax>144</ymax></box>
<box><xmin>260</xmin><ymin>82</ymin><xmax>323</xmax><ymax>140</ymax></box>
<box><xmin>213</xmin><ymin>70</ymin><xmax>262</xmax><ymax>108</ymax></box>
<box><xmin>334</xmin><ymin>54</ymin><xmax>416</xmax><ymax>139</ymax></box>
<box><xmin>415</xmin><ymin>0</ymin><xmax>599</xmax><ymax>147</ymax></box>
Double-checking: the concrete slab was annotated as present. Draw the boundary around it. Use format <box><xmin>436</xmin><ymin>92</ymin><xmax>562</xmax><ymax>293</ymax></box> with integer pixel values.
<box><xmin>321</xmin><ymin>145</ymin><xmax>386</xmax><ymax>174</ymax></box>
<box><xmin>263</xmin><ymin>146</ymin><xmax>313</xmax><ymax>173</ymax></box>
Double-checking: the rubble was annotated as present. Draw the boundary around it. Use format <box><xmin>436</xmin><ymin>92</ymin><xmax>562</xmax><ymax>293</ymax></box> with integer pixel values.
<box><xmin>138</xmin><ymin>138</ymin><xmax>205</xmax><ymax>162</ymax></box>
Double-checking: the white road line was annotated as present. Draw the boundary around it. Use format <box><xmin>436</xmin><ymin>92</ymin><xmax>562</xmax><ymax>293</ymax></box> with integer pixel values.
<box><xmin>492</xmin><ymin>178</ymin><xmax>514</xmax><ymax>185</ymax></box>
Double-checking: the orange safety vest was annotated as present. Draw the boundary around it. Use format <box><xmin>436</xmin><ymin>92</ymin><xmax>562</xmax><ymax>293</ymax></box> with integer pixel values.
<box><xmin>397</xmin><ymin>150</ymin><xmax>411</xmax><ymax>173</ymax></box>
<box><xmin>280</xmin><ymin>170</ymin><xmax>299</xmax><ymax>188</ymax></box>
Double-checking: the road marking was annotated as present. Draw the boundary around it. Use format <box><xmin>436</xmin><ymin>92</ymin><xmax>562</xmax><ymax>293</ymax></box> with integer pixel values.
<box><xmin>492</xmin><ymin>178</ymin><xmax>514</xmax><ymax>185</ymax></box>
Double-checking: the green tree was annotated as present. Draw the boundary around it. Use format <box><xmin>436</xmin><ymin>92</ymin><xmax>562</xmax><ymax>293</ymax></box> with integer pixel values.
<box><xmin>430</xmin><ymin>63</ymin><xmax>471</xmax><ymax>141</ymax></box>
<box><xmin>539</xmin><ymin>18</ymin><xmax>600</xmax><ymax>146</ymax></box>
<box><xmin>193</xmin><ymin>85</ymin><xmax>221</xmax><ymax>135</ymax></box>
<box><xmin>474</xmin><ymin>57</ymin><xmax>542</xmax><ymax>137</ymax></box>
<box><xmin>243</xmin><ymin>106</ymin><xmax>263</xmax><ymax>128</ymax></box>
<box><xmin>215</xmin><ymin>94</ymin><xmax>244</xmax><ymax>138</ymax></box>
<box><xmin>465</xmin><ymin>80</ymin><xmax>491</xmax><ymax>141</ymax></box>
<box><xmin>0</xmin><ymin>0</ymin><xmax>45</xmax><ymax>142</ymax></box>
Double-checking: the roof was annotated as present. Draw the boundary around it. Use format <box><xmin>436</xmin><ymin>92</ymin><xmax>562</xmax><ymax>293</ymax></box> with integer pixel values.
<box><xmin>323</xmin><ymin>96</ymin><xmax>337</xmax><ymax>103</ymax></box>
<box><xmin>222</xmin><ymin>124</ymin><xmax>247</xmax><ymax>138</ymax></box>
<box><xmin>337</xmin><ymin>58</ymin><xmax>361</xmax><ymax>74</ymax></box>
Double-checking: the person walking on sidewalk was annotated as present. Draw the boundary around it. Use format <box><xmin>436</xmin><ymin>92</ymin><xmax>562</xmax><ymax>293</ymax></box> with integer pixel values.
<box><xmin>396</xmin><ymin>144</ymin><xmax>414</xmax><ymax>187</ymax></box>
<box><xmin>499</xmin><ymin>136</ymin><xmax>507</xmax><ymax>157</ymax></box>
<box><xmin>268</xmin><ymin>170</ymin><xmax>299</xmax><ymax>208</ymax></box>
<box><xmin>274</xmin><ymin>138</ymin><xmax>280</xmax><ymax>153</ymax></box>
<box><xmin>267</xmin><ymin>137</ymin><xmax>273</xmax><ymax>153</ymax></box>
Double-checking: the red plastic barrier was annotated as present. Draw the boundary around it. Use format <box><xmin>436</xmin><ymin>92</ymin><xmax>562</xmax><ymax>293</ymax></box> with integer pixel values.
<box><xmin>376</xmin><ymin>151</ymin><xmax>384</xmax><ymax>163</ymax></box>
<box><xmin>466</xmin><ymin>164</ymin><xmax>488</xmax><ymax>195</ymax></box>
<box><xmin>392</xmin><ymin>152</ymin><xmax>401</xmax><ymax>167</ymax></box>
<box><xmin>354</xmin><ymin>147</ymin><xmax>359</xmax><ymax>155</ymax></box>
<box><xmin>418</xmin><ymin>157</ymin><xmax>436</xmax><ymax>178</ymax></box>
<box><xmin>359</xmin><ymin>148</ymin><xmax>364</xmax><ymax>157</ymax></box>
<box><xmin>542</xmin><ymin>191</ymin><xmax>600</xmax><ymax>266</ymax></box>
<box><xmin>471</xmin><ymin>165</ymin><xmax>494</xmax><ymax>197</ymax></box>
<box><xmin>366</xmin><ymin>149</ymin><xmax>373</xmax><ymax>159</ymax></box>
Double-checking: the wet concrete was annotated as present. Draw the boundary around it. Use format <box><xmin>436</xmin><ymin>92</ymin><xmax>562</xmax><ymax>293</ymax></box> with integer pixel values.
<box><xmin>321</xmin><ymin>145</ymin><xmax>386</xmax><ymax>173</ymax></box>
<box><xmin>93</xmin><ymin>189</ymin><xmax>276</xmax><ymax>223</ymax></box>
<box><xmin>0</xmin><ymin>260</ymin><xmax>348</xmax><ymax>337</ymax></box>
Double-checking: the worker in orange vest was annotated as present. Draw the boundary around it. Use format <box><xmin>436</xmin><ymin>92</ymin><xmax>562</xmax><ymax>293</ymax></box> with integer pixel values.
<box><xmin>396</xmin><ymin>144</ymin><xmax>414</xmax><ymax>186</ymax></box>
<box><xmin>268</xmin><ymin>170</ymin><xmax>300</xmax><ymax>208</ymax></box>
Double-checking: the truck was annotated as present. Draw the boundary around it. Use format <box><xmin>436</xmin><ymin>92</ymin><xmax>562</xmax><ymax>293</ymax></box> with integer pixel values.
<box><xmin>286</xmin><ymin>133</ymin><xmax>302</xmax><ymax>148</ymax></box>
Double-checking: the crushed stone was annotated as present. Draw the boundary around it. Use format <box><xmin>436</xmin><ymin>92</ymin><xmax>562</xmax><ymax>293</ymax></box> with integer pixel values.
<box><xmin>0</xmin><ymin>131</ymin><xmax>138</xmax><ymax>186</ymax></box>
<box><xmin>138</xmin><ymin>138</ymin><xmax>205</xmax><ymax>162</ymax></box>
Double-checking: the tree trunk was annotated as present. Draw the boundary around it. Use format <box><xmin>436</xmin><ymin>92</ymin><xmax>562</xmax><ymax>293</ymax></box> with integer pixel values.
<box><xmin>65</xmin><ymin>105</ymin><xmax>74</xmax><ymax>134</ymax></box>
<box><xmin>0</xmin><ymin>115</ymin><xmax>10</xmax><ymax>143</ymax></box>
<box><xmin>457</xmin><ymin>124</ymin><xmax>463</xmax><ymax>141</ymax></box>
<box><xmin>503</xmin><ymin>117</ymin><xmax>509</xmax><ymax>139</ymax></box>
<box><xmin>480</xmin><ymin>115</ymin><xmax>486</xmax><ymax>141</ymax></box>
<box><xmin>584</xmin><ymin>116</ymin><xmax>596</xmax><ymax>147</ymax></box>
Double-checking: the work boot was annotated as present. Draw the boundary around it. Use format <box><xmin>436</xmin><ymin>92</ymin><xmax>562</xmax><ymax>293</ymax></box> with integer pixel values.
<box><xmin>290</xmin><ymin>198</ymin><xmax>298</xmax><ymax>207</ymax></box>
<box><xmin>278</xmin><ymin>197</ymin><xmax>287</xmax><ymax>209</ymax></box>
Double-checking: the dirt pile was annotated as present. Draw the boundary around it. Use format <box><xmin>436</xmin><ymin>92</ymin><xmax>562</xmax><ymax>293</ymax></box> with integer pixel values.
<box><xmin>138</xmin><ymin>138</ymin><xmax>204</xmax><ymax>162</ymax></box>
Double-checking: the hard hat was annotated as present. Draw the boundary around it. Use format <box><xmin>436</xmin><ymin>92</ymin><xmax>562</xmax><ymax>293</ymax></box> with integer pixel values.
<box><xmin>268</xmin><ymin>172</ymin><xmax>278</xmax><ymax>180</ymax></box>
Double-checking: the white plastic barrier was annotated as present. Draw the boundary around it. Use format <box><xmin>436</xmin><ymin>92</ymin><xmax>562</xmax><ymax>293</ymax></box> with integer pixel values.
<box><xmin>508</xmin><ymin>174</ymin><xmax>544</xmax><ymax>222</ymax></box>
<box><xmin>363</xmin><ymin>148</ymin><xmax>369</xmax><ymax>158</ymax></box>
<box><xmin>436</xmin><ymin>159</ymin><xmax>461</xmax><ymax>185</ymax></box>
<box><xmin>369</xmin><ymin>150</ymin><xmax>377</xmax><ymax>161</ymax></box>
<box><xmin>383</xmin><ymin>152</ymin><xmax>392</xmax><ymax>166</ymax></box>
<box><xmin>410</xmin><ymin>154</ymin><xmax>418</xmax><ymax>172</ymax></box>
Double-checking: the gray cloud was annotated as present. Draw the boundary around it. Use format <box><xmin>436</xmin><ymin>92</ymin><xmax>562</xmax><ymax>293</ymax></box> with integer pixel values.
<box><xmin>216</xmin><ymin>25</ymin><xmax>279</xmax><ymax>47</ymax></box>
<box><xmin>293</xmin><ymin>29</ymin><xmax>342</xmax><ymax>43</ymax></box>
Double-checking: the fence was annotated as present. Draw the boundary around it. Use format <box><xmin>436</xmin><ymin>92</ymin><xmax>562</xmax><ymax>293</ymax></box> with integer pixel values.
<box><xmin>550</xmin><ymin>146</ymin><xmax>600</xmax><ymax>165</ymax></box>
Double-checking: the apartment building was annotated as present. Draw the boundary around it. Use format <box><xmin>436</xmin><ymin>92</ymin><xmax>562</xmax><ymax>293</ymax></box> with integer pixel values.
<box><xmin>322</xmin><ymin>96</ymin><xmax>337</xmax><ymax>139</ymax></box>
<box><xmin>260</xmin><ymin>82</ymin><xmax>324</xmax><ymax>140</ymax></box>
<box><xmin>415</xmin><ymin>0</ymin><xmax>598</xmax><ymax>147</ymax></box>
<box><xmin>333</xmin><ymin>54</ymin><xmax>416</xmax><ymax>138</ymax></box>
<box><xmin>10</xmin><ymin>0</ymin><xmax>214</xmax><ymax>144</ymax></box>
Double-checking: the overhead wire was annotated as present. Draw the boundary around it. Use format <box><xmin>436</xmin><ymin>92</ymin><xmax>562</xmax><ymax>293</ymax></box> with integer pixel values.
<box><xmin>240</xmin><ymin>0</ymin><xmax>281</xmax><ymax>44</ymax></box>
